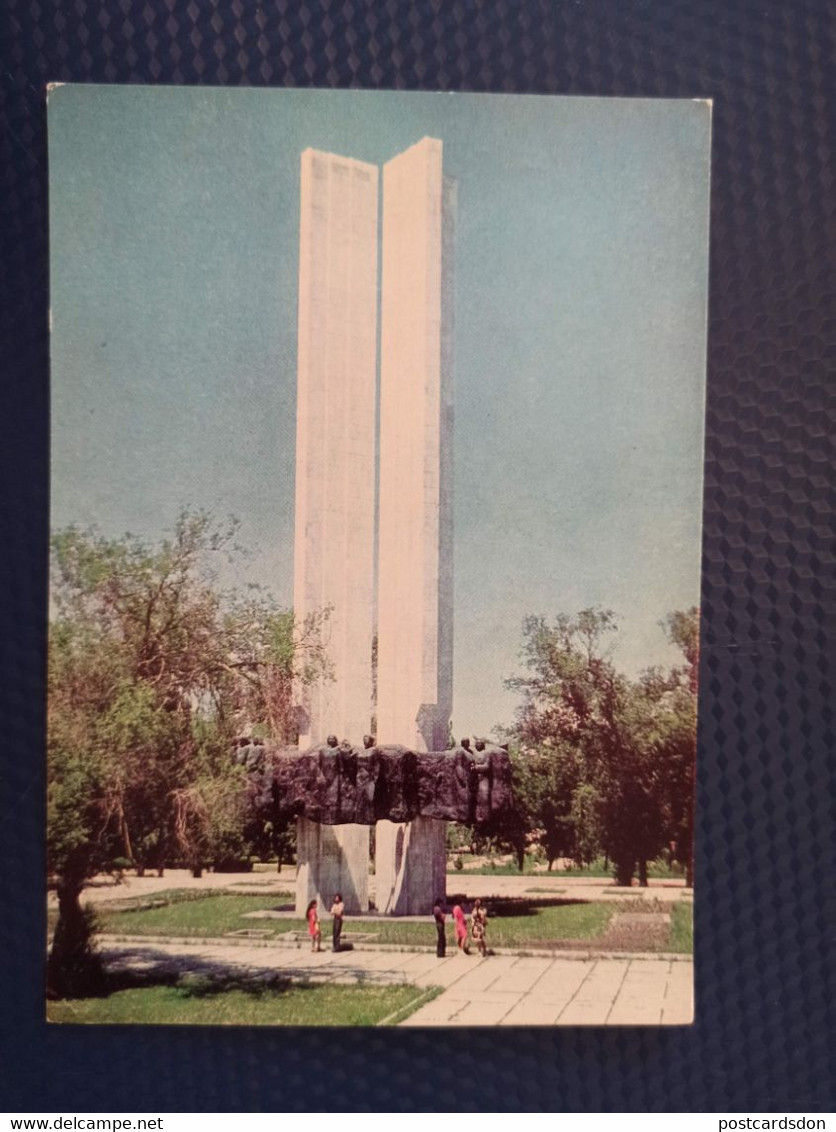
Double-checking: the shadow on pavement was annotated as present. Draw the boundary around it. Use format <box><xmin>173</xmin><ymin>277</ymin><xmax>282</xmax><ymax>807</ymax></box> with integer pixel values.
<box><xmin>99</xmin><ymin>944</ymin><xmax>408</xmax><ymax>998</ymax></box>
<box><xmin>464</xmin><ymin>896</ymin><xmax>592</xmax><ymax>919</ymax></box>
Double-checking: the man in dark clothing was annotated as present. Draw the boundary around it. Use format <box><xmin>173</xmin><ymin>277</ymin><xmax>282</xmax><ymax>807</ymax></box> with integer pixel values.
<box><xmin>433</xmin><ymin>897</ymin><xmax>447</xmax><ymax>957</ymax></box>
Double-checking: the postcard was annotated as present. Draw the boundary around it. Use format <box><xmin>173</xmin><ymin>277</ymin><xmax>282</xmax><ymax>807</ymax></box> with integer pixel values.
<box><xmin>47</xmin><ymin>87</ymin><xmax>709</xmax><ymax>1026</ymax></box>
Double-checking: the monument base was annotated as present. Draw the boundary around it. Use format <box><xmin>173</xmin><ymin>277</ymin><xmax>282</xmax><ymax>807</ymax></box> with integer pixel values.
<box><xmin>374</xmin><ymin>816</ymin><xmax>447</xmax><ymax>915</ymax></box>
<box><xmin>295</xmin><ymin>818</ymin><xmax>369</xmax><ymax>915</ymax></box>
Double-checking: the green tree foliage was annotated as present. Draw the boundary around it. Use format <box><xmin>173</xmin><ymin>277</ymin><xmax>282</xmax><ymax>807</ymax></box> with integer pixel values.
<box><xmin>505</xmin><ymin>743</ymin><xmax>581</xmax><ymax>870</ymax></box>
<box><xmin>651</xmin><ymin>607</ymin><xmax>699</xmax><ymax>884</ymax></box>
<box><xmin>504</xmin><ymin>607</ymin><xmax>698</xmax><ymax>886</ymax></box>
<box><xmin>47</xmin><ymin>511</ymin><xmax>331</xmax><ymax>994</ymax></box>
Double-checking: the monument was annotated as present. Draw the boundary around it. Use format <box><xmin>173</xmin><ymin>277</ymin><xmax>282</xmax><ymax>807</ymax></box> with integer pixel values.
<box><xmin>292</xmin><ymin>138</ymin><xmax>456</xmax><ymax>916</ymax></box>
<box><xmin>292</xmin><ymin>148</ymin><xmax>378</xmax><ymax>914</ymax></box>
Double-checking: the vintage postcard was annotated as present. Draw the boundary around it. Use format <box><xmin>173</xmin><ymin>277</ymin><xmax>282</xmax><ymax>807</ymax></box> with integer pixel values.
<box><xmin>47</xmin><ymin>87</ymin><xmax>709</xmax><ymax>1026</ymax></box>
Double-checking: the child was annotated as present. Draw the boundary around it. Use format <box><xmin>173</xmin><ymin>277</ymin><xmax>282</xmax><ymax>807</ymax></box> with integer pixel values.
<box><xmin>470</xmin><ymin>898</ymin><xmax>488</xmax><ymax>958</ymax></box>
<box><xmin>306</xmin><ymin>899</ymin><xmax>322</xmax><ymax>952</ymax></box>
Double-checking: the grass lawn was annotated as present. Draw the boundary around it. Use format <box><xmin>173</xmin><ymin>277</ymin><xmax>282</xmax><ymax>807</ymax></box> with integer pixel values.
<box><xmin>483</xmin><ymin>901</ymin><xmax>611</xmax><ymax>947</ymax></box>
<box><xmin>47</xmin><ymin>978</ymin><xmax>440</xmax><ymax>1026</ymax></box>
<box><xmin>454</xmin><ymin>856</ymin><xmax>542</xmax><ymax>876</ymax></box>
<box><xmin>47</xmin><ymin>887</ymin><xmax>294</xmax><ymax>941</ymax></box>
<box><xmin>97</xmin><ymin>892</ymin><xmax>294</xmax><ymax>937</ymax></box>
<box><xmin>96</xmin><ymin>890</ymin><xmax>614</xmax><ymax>948</ymax></box>
<box><xmin>669</xmin><ymin>901</ymin><xmax>693</xmax><ymax>953</ymax></box>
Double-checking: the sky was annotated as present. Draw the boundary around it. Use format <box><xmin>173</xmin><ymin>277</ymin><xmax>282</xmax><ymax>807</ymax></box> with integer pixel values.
<box><xmin>48</xmin><ymin>86</ymin><xmax>711</xmax><ymax>737</ymax></box>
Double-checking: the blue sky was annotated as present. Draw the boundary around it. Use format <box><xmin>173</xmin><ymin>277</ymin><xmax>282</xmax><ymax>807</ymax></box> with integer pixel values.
<box><xmin>48</xmin><ymin>87</ymin><xmax>711</xmax><ymax>736</ymax></box>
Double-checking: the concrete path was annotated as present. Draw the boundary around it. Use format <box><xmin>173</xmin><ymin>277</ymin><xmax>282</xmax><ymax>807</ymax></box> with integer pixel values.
<box><xmin>57</xmin><ymin>867</ymin><xmax>692</xmax><ymax>909</ymax></box>
<box><xmin>97</xmin><ymin>937</ymin><xmax>693</xmax><ymax>1026</ymax></box>
<box><xmin>402</xmin><ymin>953</ymin><xmax>693</xmax><ymax>1026</ymax></box>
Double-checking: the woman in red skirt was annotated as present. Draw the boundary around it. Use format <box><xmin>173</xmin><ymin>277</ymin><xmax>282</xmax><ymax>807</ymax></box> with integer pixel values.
<box><xmin>452</xmin><ymin>904</ymin><xmax>469</xmax><ymax>954</ymax></box>
<box><xmin>306</xmin><ymin>899</ymin><xmax>322</xmax><ymax>952</ymax></box>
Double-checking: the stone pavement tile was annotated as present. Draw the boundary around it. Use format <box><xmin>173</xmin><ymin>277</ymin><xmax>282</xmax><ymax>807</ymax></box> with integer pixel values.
<box><xmin>261</xmin><ymin>951</ymin><xmax>401</xmax><ymax>986</ymax></box>
<box><xmin>446</xmin><ymin>992</ymin><xmax>521</xmax><ymax>1026</ymax></box>
<box><xmin>607</xmin><ymin>960</ymin><xmax>670</xmax><ymax>1025</ymax></box>
<box><xmin>399</xmin><ymin>953</ymin><xmax>451</xmax><ymax>981</ymax></box>
<box><xmin>405</xmin><ymin>993</ymin><xmax>513</xmax><ymax>1026</ymax></box>
<box><xmin>327</xmin><ymin>949</ymin><xmax>370</xmax><ymax>966</ymax></box>
<box><xmin>530</xmin><ymin>958</ymin><xmax>594</xmax><ymax>1000</ymax></box>
<box><xmin>325</xmin><ymin>958</ymin><xmax>401</xmax><ymax>983</ymax></box>
<box><xmin>399</xmin><ymin>992</ymin><xmax>474</xmax><ymax>1026</ymax></box>
<box><xmin>289</xmin><ymin>950</ymin><xmax>337</xmax><ymax>969</ymax></box>
<box><xmin>666</xmin><ymin>961</ymin><xmax>694</xmax><ymax>992</ymax></box>
<box><xmin>412</xmin><ymin>957</ymin><xmax>472</xmax><ymax>989</ymax></box>
<box><xmin>329</xmin><ymin>969</ymin><xmax>401</xmax><ymax>986</ymax></box>
<box><xmin>400</xmin><ymin>1018</ymin><xmax>456</xmax><ymax>1027</ymax></box>
<box><xmin>607</xmin><ymin>999</ymin><xmax>665</xmax><ymax>1024</ymax></box>
<box><xmin>661</xmin><ymin>996</ymin><xmax>693</xmax><ymax>1024</ymax></box>
<box><xmin>444</xmin><ymin>956</ymin><xmax>517</xmax><ymax>993</ymax></box>
<box><xmin>496</xmin><ymin>960</ymin><xmax>594</xmax><ymax>1024</ymax></box>
<box><xmin>556</xmin><ymin>959</ymin><xmax>629</xmax><ymax>1025</ymax></box>
<box><xmin>509</xmin><ymin>956</ymin><xmax>553</xmax><ymax>968</ymax></box>
<box><xmin>621</xmin><ymin>960</ymin><xmax>672</xmax><ymax>985</ymax></box>
<box><xmin>661</xmin><ymin>962</ymin><xmax>694</xmax><ymax>1024</ymax></box>
<box><xmin>381</xmin><ymin>952</ymin><xmax>432</xmax><ymax>971</ymax></box>
<box><xmin>454</xmin><ymin>990</ymin><xmax>522</xmax><ymax>1006</ymax></box>
<box><xmin>400</xmin><ymin>1014</ymin><xmax>463</xmax><ymax>1032</ymax></box>
<box><xmin>495</xmin><ymin>958</ymin><xmax>551</xmax><ymax>994</ymax></box>
<box><xmin>605</xmin><ymin>961</ymin><xmax>683</xmax><ymax>1025</ymax></box>
<box><xmin>222</xmin><ymin>946</ymin><xmax>293</xmax><ymax>968</ymax></box>
<box><xmin>341</xmin><ymin>951</ymin><xmax>412</xmax><ymax>974</ymax></box>
<box><xmin>499</xmin><ymin>994</ymin><xmax>563</xmax><ymax>1025</ymax></box>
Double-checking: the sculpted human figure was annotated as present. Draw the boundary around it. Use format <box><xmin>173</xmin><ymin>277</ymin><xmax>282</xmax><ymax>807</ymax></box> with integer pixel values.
<box><xmin>239</xmin><ymin>736</ymin><xmax>512</xmax><ymax>827</ymax></box>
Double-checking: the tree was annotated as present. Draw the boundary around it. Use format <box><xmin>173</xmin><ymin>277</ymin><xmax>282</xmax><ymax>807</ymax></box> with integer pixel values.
<box><xmin>505</xmin><ymin>607</ymin><xmax>698</xmax><ymax>886</ymax></box>
<box><xmin>505</xmin><ymin>609</ymin><xmax>622</xmax><ymax>872</ymax></box>
<box><xmin>47</xmin><ymin>511</ymin><xmax>331</xmax><ymax>995</ymax></box>
<box><xmin>654</xmin><ymin>606</ymin><xmax>699</xmax><ymax>884</ymax></box>
<box><xmin>222</xmin><ymin>600</ymin><xmax>333</xmax><ymax>744</ymax></box>
<box><xmin>586</xmin><ymin>673</ymin><xmax>669</xmax><ymax>885</ymax></box>
<box><xmin>506</xmin><ymin>741</ymin><xmax>582</xmax><ymax>870</ymax></box>
<box><xmin>663</xmin><ymin>608</ymin><xmax>700</xmax><ymax>695</ymax></box>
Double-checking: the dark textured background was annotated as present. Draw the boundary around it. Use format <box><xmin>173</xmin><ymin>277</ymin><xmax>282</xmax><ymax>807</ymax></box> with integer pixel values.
<box><xmin>1</xmin><ymin>0</ymin><xmax>834</xmax><ymax>1113</ymax></box>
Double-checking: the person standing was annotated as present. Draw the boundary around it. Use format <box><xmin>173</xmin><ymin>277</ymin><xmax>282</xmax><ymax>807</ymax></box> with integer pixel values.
<box><xmin>306</xmin><ymin>899</ymin><xmax>322</xmax><ymax>953</ymax></box>
<box><xmin>453</xmin><ymin>903</ymin><xmax>469</xmax><ymax>954</ymax></box>
<box><xmin>330</xmin><ymin>892</ymin><xmax>345</xmax><ymax>952</ymax></box>
<box><xmin>433</xmin><ymin>897</ymin><xmax>447</xmax><ymax>957</ymax></box>
<box><xmin>471</xmin><ymin>897</ymin><xmax>488</xmax><ymax>957</ymax></box>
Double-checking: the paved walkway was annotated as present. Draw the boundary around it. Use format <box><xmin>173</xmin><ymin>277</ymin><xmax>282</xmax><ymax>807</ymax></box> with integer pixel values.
<box><xmin>57</xmin><ymin>867</ymin><xmax>692</xmax><ymax>909</ymax></box>
<box><xmin>97</xmin><ymin>936</ymin><xmax>693</xmax><ymax>1026</ymax></box>
<box><xmin>402</xmin><ymin>953</ymin><xmax>693</xmax><ymax>1026</ymax></box>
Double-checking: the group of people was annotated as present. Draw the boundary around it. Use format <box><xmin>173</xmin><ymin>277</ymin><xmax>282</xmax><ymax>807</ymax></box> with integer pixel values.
<box><xmin>305</xmin><ymin>893</ymin><xmax>345</xmax><ymax>953</ymax></box>
<box><xmin>305</xmin><ymin>893</ymin><xmax>488</xmax><ymax>959</ymax></box>
<box><xmin>433</xmin><ymin>897</ymin><xmax>488</xmax><ymax>959</ymax></box>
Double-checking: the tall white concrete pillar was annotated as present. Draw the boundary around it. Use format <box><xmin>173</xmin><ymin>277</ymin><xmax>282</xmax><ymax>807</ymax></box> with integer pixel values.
<box><xmin>375</xmin><ymin>138</ymin><xmax>456</xmax><ymax>914</ymax></box>
<box><xmin>293</xmin><ymin>148</ymin><xmax>379</xmax><ymax>914</ymax></box>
